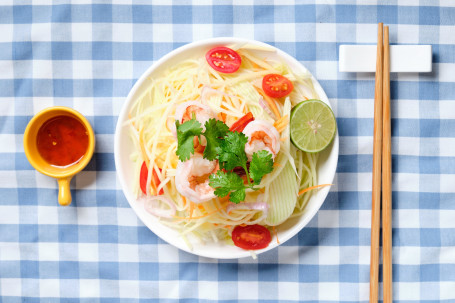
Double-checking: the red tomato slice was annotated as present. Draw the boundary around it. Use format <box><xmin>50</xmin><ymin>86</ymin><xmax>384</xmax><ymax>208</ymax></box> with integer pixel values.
<box><xmin>262</xmin><ymin>74</ymin><xmax>294</xmax><ymax>98</ymax></box>
<box><xmin>206</xmin><ymin>47</ymin><xmax>241</xmax><ymax>73</ymax></box>
<box><xmin>139</xmin><ymin>161</ymin><xmax>163</xmax><ymax>195</ymax></box>
<box><xmin>232</xmin><ymin>224</ymin><xmax>272</xmax><ymax>250</ymax></box>
<box><xmin>229</xmin><ymin>112</ymin><xmax>254</xmax><ymax>133</ymax></box>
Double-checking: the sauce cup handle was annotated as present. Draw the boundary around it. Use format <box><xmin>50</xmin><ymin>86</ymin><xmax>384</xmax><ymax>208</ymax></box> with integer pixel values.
<box><xmin>58</xmin><ymin>177</ymin><xmax>72</xmax><ymax>206</ymax></box>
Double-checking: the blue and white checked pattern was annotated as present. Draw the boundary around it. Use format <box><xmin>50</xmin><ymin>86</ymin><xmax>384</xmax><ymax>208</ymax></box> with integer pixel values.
<box><xmin>1</xmin><ymin>1</ymin><xmax>454</xmax><ymax>302</ymax></box>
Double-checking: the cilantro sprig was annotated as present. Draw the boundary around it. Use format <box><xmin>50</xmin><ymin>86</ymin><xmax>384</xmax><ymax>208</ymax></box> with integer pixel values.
<box><xmin>208</xmin><ymin>171</ymin><xmax>246</xmax><ymax>203</ymax></box>
<box><xmin>175</xmin><ymin>119</ymin><xmax>203</xmax><ymax>161</ymax></box>
<box><xmin>218</xmin><ymin>132</ymin><xmax>249</xmax><ymax>172</ymax></box>
<box><xmin>249</xmin><ymin>150</ymin><xmax>274</xmax><ymax>185</ymax></box>
<box><xmin>202</xmin><ymin>119</ymin><xmax>229</xmax><ymax>161</ymax></box>
<box><xmin>175</xmin><ymin>117</ymin><xmax>274</xmax><ymax>203</ymax></box>
<box><xmin>210</xmin><ymin>133</ymin><xmax>274</xmax><ymax>202</ymax></box>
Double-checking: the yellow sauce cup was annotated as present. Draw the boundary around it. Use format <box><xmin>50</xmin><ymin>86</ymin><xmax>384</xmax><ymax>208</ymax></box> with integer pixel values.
<box><xmin>23</xmin><ymin>106</ymin><xmax>95</xmax><ymax>206</ymax></box>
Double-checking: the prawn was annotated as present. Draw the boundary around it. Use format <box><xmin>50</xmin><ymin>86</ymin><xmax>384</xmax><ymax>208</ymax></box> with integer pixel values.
<box><xmin>242</xmin><ymin>120</ymin><xmax>281</xmax><ymax>161</ymax></box>
<box><xmin>175</xmin><ymin>154</ymin><xmax>218</xmax><ymax>203</ymax></box>
<box><xmin>171</xmin><ymin>101</ymin><xmax>216</xmax><ymax>152</ymax></box>
<box><xmin>174</xmin><ymin>101</ymin><xmax>215</xmax><ymax>129</ymax></box>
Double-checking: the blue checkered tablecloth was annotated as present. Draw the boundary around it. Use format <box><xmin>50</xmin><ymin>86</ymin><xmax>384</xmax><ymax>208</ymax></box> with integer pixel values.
<box><xmin>1</xmin><ymin>1</ymin><xmax>454</xmax><ymax>302</ymax></box>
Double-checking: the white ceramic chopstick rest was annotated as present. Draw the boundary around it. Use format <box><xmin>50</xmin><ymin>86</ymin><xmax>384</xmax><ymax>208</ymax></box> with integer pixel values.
<box><xmin>339</xmin><ymin>45</ymin><xmax>432</xmax><ymax>73</ymax></box>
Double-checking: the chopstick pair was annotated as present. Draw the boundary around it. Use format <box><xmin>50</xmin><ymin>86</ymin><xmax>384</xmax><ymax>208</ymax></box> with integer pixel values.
<box><xmin>369</xmin><ymin>23</ymin><xmax>392</xmax><ymax>303</ymax></box>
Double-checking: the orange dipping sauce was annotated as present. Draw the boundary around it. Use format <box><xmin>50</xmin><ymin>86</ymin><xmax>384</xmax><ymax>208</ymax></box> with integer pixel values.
<box><xmin>36</xmin><ymin>115</ymin><xmax>89</xmax><ymax>167</ymax></box>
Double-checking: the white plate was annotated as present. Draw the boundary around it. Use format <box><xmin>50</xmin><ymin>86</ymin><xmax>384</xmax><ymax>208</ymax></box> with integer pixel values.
<box><xmin>114</xmin><ymin>38</ymin><xmax>339</xmax><ymax>259</ymax></box>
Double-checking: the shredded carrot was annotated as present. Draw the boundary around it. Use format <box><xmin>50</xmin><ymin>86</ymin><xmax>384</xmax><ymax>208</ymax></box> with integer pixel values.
<box><xmin>188</xmin><ymin>202</ymin><xmax>196</xmax><ymax>219</ymax></box>
<box><xmin>255</xmin><ymin>87</ymin><xmax>281</xmax><ymax>119</ymax></box>
<box><xmin>218</xmin><ymin>196</ymin><xmax>230</xmax><ymax>203</ymax></box>
<box><xmin>274</xmin><ymin>115</ymin><xmax>289</xmax><ymax>133</ymax></box>
<box><xmin>138</xmin><ymin>131</ymin><xmax>159</xmax><ymax>195</ymax></box>
<box><xmin>128</xmin><ymin>113</ymin><xmax>133</xmax><ymax>126</ymax></box>
<box><xmin>273</xmin><ymin>162</ymin><xmax>280</xmax><ymax>167</ymax></box>
<box><xmin>217</xmin><ymin>112</ymin><xmax>226</xmax><ymax>122</ymax></box>
<box><xmin>182</xmin><ymin>196</ymin><xmax>187</xmax><ymax>206</ymax></box>
<box><xmin>150</xmin><ymin>175</ymin><xmax>158</xmax><ymax>196</ymax></box>
<box><xmin>277</xmin><ymin>125</ymin><xmax>287</xmax><ymax>133</ymax></box>
<box><xmin>138</xmin><ymin>128</ymin><xmax>149</xmax><ymax>166</ymax></box>
<box><xmin>248</xmin><ymin>60</ymin><xmax>261</xmax><ymax>70</ymax></box>
<box><xmin>275</xmin><ymin>125</ymin><xmax>284</xmax><ymax>133</ymax></box>
<box><xmin>148</xmin><ymin>161</ymin><xmax>163</xmax><ymax>195</ymax></box>
<box><xmin>129</xmin><ymin>113</ymin><xmax>138</xmax><ymax>130</ymax></box>
<box><xmin>213</xmin><ymin>223</ymin><xmax>232</xmax><ymax>229</ymax></box>
<box><xmin>214</xmin><ymin>201</ymin><xmax>227</xmax><ymax>212</ymax></box>
<box><xmin>275</xmin><ymin>123</ymin><xmax>283</xmax><ymax>131</ymax></box>
<box><xmin>274</xmin><ymin>117</ymin><xmax>289</xmax><ymax>133</ymax></box>
<box><xmin>273</xmin><ymin>226</ymin><xmax>280</xmax><ymax>244</ymax></box>
<box><xmin>278</xmin><ymin>116</ymin><xmax>289</xmax><ymax>124</ymax></box>
<box><xmin>304</xmin><ymin>96</ymin><xmax>309</xmax><ymax>100</ymax></box>
<box><xmin>298</xmin><ymin>184</ymin><xmax>333</xmax><ymax>196</ymax></box>
<box><xmin>274</xmin><ymin>115</ymin><xmax>289</xmax><ymax>128</ymax></box>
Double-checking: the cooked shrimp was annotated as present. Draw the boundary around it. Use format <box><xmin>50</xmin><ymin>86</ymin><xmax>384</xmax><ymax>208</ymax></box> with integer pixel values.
<box><xmin>174</xmin><ymin>101</ymin><xmax>215</xmax><ymax>128</ymax></box>
<box><xmin>242</xmin><ymin>120</ymin><xmax>281</xmax><ymax>160</ymax></box>
<box><xmin>172</xmin><ymin>101</ymin><xmax>216</xmax><ymax>151</ymax></box>
<box><xmin>175</xmin><ymin>154</ymin><xmax>218</xmax><ymax>203</ymax></box>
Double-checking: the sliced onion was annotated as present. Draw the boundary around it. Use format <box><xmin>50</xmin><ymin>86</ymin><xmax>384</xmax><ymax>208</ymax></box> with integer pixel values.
<box><xmin>200</xmin><ymin>86</ymin><xmax>221</xmax><ymax>104</ymax></box>
<box><xmin>139</xmin><ymin>195</ymin><xmax>176</xmax><ymax>218</ymax></box>
<box><xmin>227</xmin><ymin>201</ymin><xmax>269</xmax><ymax>225</ymax></box>
<box><xmin>226</xmin><ymin>201</ymin><xmax>268</xmax><ymax>213</ymax></box>
<box><xmin>259</xmin><ymin>97</ymin><xmax>276</xmax><ymax>119</ymax></box>
<box><xmin>201</xmin><ymin>86</ymin><xmax>236</xmax><ymax>104</ymax></box>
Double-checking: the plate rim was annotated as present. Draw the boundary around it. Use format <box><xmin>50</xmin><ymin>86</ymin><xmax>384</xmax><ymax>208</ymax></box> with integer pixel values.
<box><xmin>114</xmin><ymin>37</ymin><xmax>339</xmax><ymax>259</ymax></box>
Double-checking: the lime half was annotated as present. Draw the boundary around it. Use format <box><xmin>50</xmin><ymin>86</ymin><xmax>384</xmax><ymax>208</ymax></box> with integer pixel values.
<box><xmin>290</xmin><ymin>99</ymin><xmax>336</xmax><ymax>153</ymax></box>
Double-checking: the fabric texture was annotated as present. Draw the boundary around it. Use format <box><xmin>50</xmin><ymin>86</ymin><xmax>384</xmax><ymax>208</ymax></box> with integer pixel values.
<box><xmin>0</xmin><ymin>1</ymin><xmax>454</xmax><ymax>302</ymax></box>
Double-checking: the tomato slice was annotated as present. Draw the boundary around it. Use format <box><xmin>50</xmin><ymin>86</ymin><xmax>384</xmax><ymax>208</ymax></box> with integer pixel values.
<box><xmin>206</xmin><ymin>47</ymin><xmax>241</xmax><ymax>73</ymax></box>
<box><xmin>262</xmin><ymin>74</ymin><xmax>294</xmax><ymax>98</ymax></box>
<box><xmin>229</xmin><ymin>112</ymin><xmax>254</xmax><ymax>133</ymax></box>
<box><xmin>231</xmin><ymin>224</ymin><xmax>272</xmax><ymax>250</ymax></box>
<box><xmin>139</xmin><ymin>161</ymin><xmax>163</xmax><ymax>195</ymax></box>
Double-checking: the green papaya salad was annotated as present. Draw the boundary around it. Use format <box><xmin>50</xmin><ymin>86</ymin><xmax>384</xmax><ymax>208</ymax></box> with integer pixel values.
<box><xmin>125</xmin><ymin>44</ymin><xmax>336</xmax><ymax>253</ymax></box>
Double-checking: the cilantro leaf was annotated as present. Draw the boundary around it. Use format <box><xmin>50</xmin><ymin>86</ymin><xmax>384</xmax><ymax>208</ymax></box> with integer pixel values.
<box><xmin>203</xmin><ymin>118</ymin><xmax>229</xmax><ymax>161</ymax></box>
<box><xmin>249</xmin><ymin>150</ymin><xmax>274</xmax><ymax>185</ymax></box>
<box><xmin>229</xmin><ymin>189</ymin><xmax>246</xmax><ymax>203</ymax></box>
<box><xmin>209</xmin><ymin>170</ymin><xmax>244</xmax><ymax>192</ymax></box>
<box><xmin>208</xmin><ymin>171</ymin><xmax>245</xmax><ymax>203</ymax></box>
<box><xmin>175</xmin><ymin>119</ymin><xmax>203</xmax><ymax>161</ymax></box>
<box><xmin>218</xmin><ymin>131</ymin><xmax>249</xmax><ymax>171</ymax></box>
<box><xmin>218</xmin><ymin>152</ymin><xmax>239</xmax><ymax>171</ymax></box>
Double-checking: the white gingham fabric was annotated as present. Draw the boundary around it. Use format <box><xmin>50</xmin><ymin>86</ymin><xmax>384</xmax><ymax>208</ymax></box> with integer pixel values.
<box><xmin>0</xmin><ymin>1</ymin><xmax>454</xmax><ymax>302</ymax></box>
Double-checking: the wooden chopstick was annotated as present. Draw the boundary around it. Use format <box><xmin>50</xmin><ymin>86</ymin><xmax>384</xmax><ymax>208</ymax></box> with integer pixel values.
<box><xmin>369</xmin><ymin>22</ymin><xmax>383</xmax><ymax>303</ymax></box>
<box><xmin>382</xmin><ymin>25</ymin><xmax>392</xmax><ymax>303</ymax></box>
